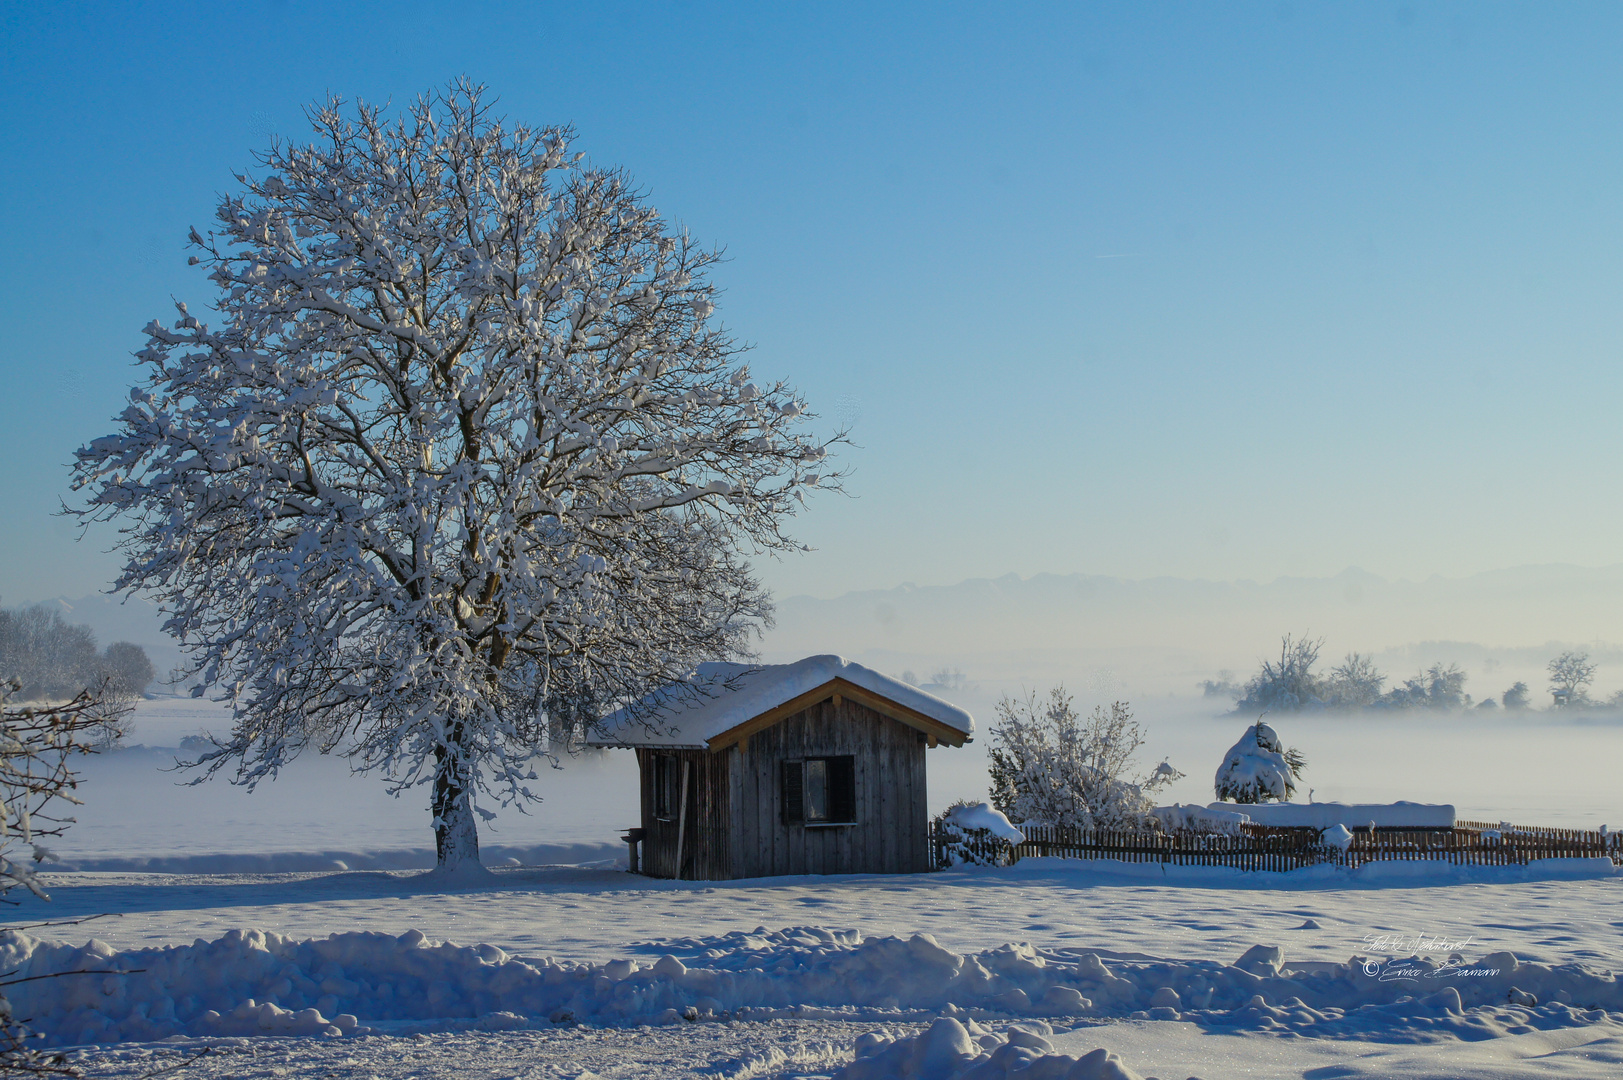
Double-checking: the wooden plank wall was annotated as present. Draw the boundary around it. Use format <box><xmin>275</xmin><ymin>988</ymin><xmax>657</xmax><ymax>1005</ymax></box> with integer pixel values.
<box><xmin>728</xmin><ymin>698</ymin><xmax>930</xmax><ymax>878</ymax></box>
<box><xmin>635</xmin><ymin>747</ymin><xmax>731</xmax><ymax>880</ymax></box>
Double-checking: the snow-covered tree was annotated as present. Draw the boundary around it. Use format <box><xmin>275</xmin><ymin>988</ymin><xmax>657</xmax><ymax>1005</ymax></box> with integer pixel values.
<box><xmin>1322</xmin><ymin>652</ymin><xmax>1385</xmax><ymax>708</ymax></box>
<box><xmin>1547</xmin><ymin>650</ymin><xmax>1595</xmax><ymax>708</ymax></box>
<box><xmin>1234</xmin><ymin>634</ymin><xmax>1324</xmax><ymax>713</ymax></box>
<box><xmin>69</xmin><ymin>81</ymin><xmax>839</xmax><ymax>873</ymax></box>
<box><xmin>1213</xmin><ymin>721</ymin><xmax>1306</xmax><ymax>804</ymax></box>
<box><xmin>988</xmin><ymin>689</ymin><xmax>1182</xmax><ymax>829</ymax></box>
<box><xmin>1383</xmin><ymin>662</ymin><xmax>1466</xmax><ymax>710</ymax></box>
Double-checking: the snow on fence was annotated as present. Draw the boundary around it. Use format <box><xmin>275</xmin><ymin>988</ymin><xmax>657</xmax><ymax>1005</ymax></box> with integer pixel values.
<box><xmin>928</xmin><ymin>821</ymin><xmax>1623</xmax><ymax>873</ymax></box>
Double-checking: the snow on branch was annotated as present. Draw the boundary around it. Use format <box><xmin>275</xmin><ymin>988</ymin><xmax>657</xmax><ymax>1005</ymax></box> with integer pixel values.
<box><xmin>987</xmin><ymin>689</ymin><xmax>1182</xmax><ymax>831</ymax></box>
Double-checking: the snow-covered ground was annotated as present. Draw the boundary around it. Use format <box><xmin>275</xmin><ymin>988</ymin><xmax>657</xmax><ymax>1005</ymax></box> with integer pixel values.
<box><xmin>8</xmin><ymin>695</ymin><xmax>1619</xmax><ymax>1078</ymax></box>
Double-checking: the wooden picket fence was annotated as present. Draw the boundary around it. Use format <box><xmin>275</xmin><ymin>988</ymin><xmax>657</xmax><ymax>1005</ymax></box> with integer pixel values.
<box><xmin>930</xmin><ymin>820</ymin><xmax>1623</xmax><ymax>873</ymax></box>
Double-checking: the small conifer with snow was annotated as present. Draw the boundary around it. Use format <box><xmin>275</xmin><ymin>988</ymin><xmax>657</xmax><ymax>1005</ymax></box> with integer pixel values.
<box><xmin>1213</xmin><ymin>721</ymin><xmax>1306</xmax><ymax>804</ymax></box>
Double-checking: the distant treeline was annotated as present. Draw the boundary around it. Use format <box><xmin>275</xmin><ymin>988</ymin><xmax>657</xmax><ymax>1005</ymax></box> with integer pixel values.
<box><xmin>1204</xmin><ymin>633</ymin><xmax>1613</xmax><ymax>713</ymax></box>
<box><xmin>0</xmin><ymin>603</ymin><xmax>155</xmax><ymax>703</ymax></box>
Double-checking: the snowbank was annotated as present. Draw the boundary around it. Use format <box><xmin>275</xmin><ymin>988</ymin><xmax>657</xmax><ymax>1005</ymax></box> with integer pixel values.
<box><xmin>838</xmin><ymin>1019</ymin><xmax>1143</xmax><ymax>1080</ymax></box>
<box><xmin>7</xmin><ymin>923</ymin><xmax>1623</xmax><ymax>1049</ymax></box>
<box><xmin>1220</xmin><ymin>801</ymin><xmax>1455</xmax><ymax>830</ymax></box>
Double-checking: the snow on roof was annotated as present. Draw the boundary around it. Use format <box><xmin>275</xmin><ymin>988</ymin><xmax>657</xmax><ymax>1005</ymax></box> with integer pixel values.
<box><xmin>585</xmin><ymin>654</ymin><xmax>975</xmax><ymax>749</ymax></box>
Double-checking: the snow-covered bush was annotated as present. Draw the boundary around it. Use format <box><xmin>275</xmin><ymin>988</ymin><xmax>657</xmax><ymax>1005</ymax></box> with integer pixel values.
<box><xmin>934</xmin><ymin>801</ymin><xmax>1025</xmax><ymax>867</ymax></box>
<box><xmin>987</xmin><ymin>690</ymin><xmax>1181</xmax><ymax>830</ymax></box>
<box><xmin>1213</xmin><ymin>721</ymin><xmax>1305</xmax><ymax>804</ymax></box>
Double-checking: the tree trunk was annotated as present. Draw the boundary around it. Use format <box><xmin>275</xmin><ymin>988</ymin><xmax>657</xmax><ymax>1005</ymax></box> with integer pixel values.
<box><xmin>431</xmin><ymin>727</ymin><xmax>483</xmax><ymax>873</ymax></box>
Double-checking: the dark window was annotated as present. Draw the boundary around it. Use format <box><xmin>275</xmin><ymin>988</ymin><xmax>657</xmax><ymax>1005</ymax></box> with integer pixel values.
<box><xmin>781</xmin><ymin>756</ymin><xmax>855</xmax><ymax>825</ymax></box>
<box><xmin>653</xmin><ymin>754</ymin><xmax>680</xmax><ymax>821</ymax></box>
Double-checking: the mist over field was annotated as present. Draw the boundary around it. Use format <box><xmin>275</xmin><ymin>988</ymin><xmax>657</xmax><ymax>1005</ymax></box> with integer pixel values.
<box><xmin>761</xmin><ymin>563</ymin><xmax>1623</xmax><ymax>701</ymax></box>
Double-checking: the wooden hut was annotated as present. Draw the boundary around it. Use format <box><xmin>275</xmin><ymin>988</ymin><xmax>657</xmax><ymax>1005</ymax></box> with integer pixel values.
<box><xmin>586</xmin><ymin>655</ymin><xmax>974</xmax><ymax>879</ymax></box>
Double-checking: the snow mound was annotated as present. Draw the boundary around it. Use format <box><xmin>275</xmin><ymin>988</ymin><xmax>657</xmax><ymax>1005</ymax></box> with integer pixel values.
<box><xmin>6</xmin><ymin>924</ymin><xmax>1623</xmax><ymax>1048</ymax></box>
<box><xmin>837</xmin><ymin>1019</ymin><xmax>1144</xmax><ymax>1080</ymax></box>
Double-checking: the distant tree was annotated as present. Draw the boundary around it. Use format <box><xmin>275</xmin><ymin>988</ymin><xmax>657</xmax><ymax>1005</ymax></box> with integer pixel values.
<box><xmin>100</xmin><ymin>642</ymin><xmax>155</xmax><ymax>699</ymax></box>
<box><xmin>1200</xmin><ymin>671</ymin><xmax>1239</xmax><ymax>699</ymax></box>
<box><xmin>1323</xmin><ymin>652</ymin><xmax>1385</xmax><ymax>708</ymax></box>
<box><xmin>1501</xmin><ymin>681</ymin><xmax>1531</xmax><ymax>710</ymax></box>
<box><xmin>1214</xmin><ymin>720</ymin><xmax>1306</xmax><ymax>803</ymax></box>
<box><xmin>0</xmin><ymin>605</ymin><xmax>97</xmax><ymax>702</ymax></box>
<box><xmin>988</xmin><ymin>688</ymin><xmax>1182</xmax><ymax>829</ymax></box>
<box><xmin>70</xmin><ymin>82</ymin><xmax>839</xmax><ymax>873</ymax></box>
<box><xmin>924</xmin><ymin>667</ymin><xmax>967</xmax><ymax>692</ymax></box>
<box><xmin>1547</xmin><ymin>650</ymin><xmax>1596</xmax><ymax>708</ymax></box>
<box><xmin>0</xmin><ymin>606</ymin><xmax>152</xmax><ymax>745</ymax></box>
<box><xmin>1384</xmin><ymin>663</ymin><xmax>1466</xmax><ymax>710</ymax></box>
<box><xmin>1235</xmin><ymin>633</ymin><xmax>1324</xmax><ymax>712</ymax></box>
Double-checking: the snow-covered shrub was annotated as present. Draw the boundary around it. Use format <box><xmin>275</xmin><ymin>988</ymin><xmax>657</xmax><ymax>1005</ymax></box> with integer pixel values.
<box><xmin>987</xmin><ymin>690</ymin><xmax>1181</xmax><ymax>830</ymax></box>
<box><xmin>934</xmin><ymin>801</ymin><xmax>1025</xmax><ymax>867</ymax></box>
<box><xmin>1213</xmin><ymin>721</ymin><xmax>1305</xmax><ymax>804</ymax></box>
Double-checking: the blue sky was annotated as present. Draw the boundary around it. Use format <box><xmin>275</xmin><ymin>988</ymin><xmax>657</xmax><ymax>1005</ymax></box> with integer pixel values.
<box><xmin>4</xmin><ymin>1</ymin><xmax>1622</xmax><ymax>604</ymax></box>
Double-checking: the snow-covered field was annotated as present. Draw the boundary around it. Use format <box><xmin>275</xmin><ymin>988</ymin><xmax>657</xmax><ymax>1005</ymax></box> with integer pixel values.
<box><xmin>5</xmin><ymin>696</ymin><xmax>1619</xmax><ymax>1078</ymax></box>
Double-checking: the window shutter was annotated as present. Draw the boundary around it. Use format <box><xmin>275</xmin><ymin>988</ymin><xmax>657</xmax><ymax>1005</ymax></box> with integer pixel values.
<box><xmin>781</xmin><ymin>760</ymin><xmax>805</xmax><ymax>824</ymax></box>
<box><xmin>830</xmin><ymin>756</ymin><xmax>856</xmax><ymax>823</ymax></box>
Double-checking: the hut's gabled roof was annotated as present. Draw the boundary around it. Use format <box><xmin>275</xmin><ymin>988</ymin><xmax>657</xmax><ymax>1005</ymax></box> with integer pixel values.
<box><xmin>585</xmin><ymin>654</ymin><xmax>975</xmax><ymax>750</ymax></box>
